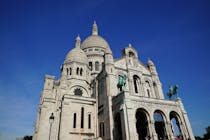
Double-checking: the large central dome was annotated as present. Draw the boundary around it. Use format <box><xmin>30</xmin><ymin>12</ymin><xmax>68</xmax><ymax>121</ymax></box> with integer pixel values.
<box><xmin>81</xmin><ymin>21</ymin><xmax>110</xmax><ymax>50</ymax></box>
<box><xmin>81</xmin><ymin>35</ymin><xmax>110</xmax><ymax>49</ymax></box>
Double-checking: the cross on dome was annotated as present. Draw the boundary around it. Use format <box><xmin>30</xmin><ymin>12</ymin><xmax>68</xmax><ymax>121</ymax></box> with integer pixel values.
<box><xmin>92</xmin><ymin>20</ymin><xmax>98</xmax><ymax>35</ymax></box>
<box><xmin>75</xmin><ymin>34</ymin><xmax>81</xmax><ymax>48</ymax></box>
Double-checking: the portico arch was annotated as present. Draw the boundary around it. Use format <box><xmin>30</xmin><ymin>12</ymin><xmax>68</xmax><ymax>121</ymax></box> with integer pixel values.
<box><xmin>135</xmin><ymin>108</ymin><xmax>150</xmax><ymax>140</ymax></box>
<box><xmin>170</xmin><ymin>111</ymin><xmax>183</xmax><ymax>139</ymax></box>
<box><xmin>153</xmin><ymin>110</ymin><xmax>168</xmax><ymax>140</ymax></box>
<box><xmin>114</xmin><ymin>112</ymin><xmax>123</xmax><ymax>140</ymax></box>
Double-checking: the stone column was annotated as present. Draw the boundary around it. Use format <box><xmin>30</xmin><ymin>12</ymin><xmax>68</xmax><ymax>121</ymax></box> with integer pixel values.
<box><xmin>129</xmin><ymin>117</ymin><xmax>138</xmax><ymax>140</ymax></box>
<box><xmin>147</xmin><ymin>120</ymin><xmax>154</xmax><ymax>139</ymax></box>
<box><xmin>129</xmin><ymin>78</ymin><xmax>134</xmax><ymax>95</ymax></box>
<box><xmin>177</xmin><ymin>99</ymin><xmax>195</xmax><ymax>140</ymax></box>
<box><xmin>95</xmin><ymin>80</ymin><xmax>99</xmax><ymax>137</ymax></box>
<box><xmin>140</xmin><ymin>80</ymin><xmax>145</xmax><ymax>97</ymax></box>
<box><xmin>165</xmin><ymin>121</ymin><xmax>175</xmax><ymax>140</ymax></box>
<box><xmin>182</xmin><ymin>113</ymin><xmax>195</xmax><ymax>140</ymax></box>
<box><xmin>120</xmin><ymin>103</ymin><xmax>130</xmax><ymax>140</ymax></box>
<box><xmin>150</xmin><ymin>119</ymin><xmax>158</xmax><ymax>140</ymax></box>
<box><xmin>179</xmin><ymin>122</ymin><xmax>187</xmax><ymax>140</ymax></box>
<box><xmin>108</xmin><ymin>96</ymin><xmax>114</xmax><ymax>140</ymax></box>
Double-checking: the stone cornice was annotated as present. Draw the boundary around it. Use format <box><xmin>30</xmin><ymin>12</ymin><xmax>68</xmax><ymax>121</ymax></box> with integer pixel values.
<box><xmin>63</xmin><ymin>94</ymin><xmax>96</xmax><ymax>103</ymax></box>
<box><xmin>41</xmin><ymin>97</ymin><xmax>56</xmax><ymax>105</ymax></box>
<box><xmin>87</xmin><ymin>54</ymin><xmax>103</xmax><ymax>57</ymax></box>
<box><xmin>126</xmin><ymin>94</ymin><xmax>178</xmax><ymax>107</ymax></box>
<box><xmin>113</xmin><ymin>92</ymin><xmax>179</xmax><ymax>108</ymax></box>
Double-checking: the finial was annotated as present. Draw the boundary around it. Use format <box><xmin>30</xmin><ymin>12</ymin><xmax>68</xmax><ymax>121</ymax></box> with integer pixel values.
<box><xmin>148</xmin><ymin>58</ymin><xmax>155</xmax><ymax>66</ymax></box>
<box><xmin>75</xmin><ymin>34</ymin><xmax>81</xmax><ymax>48</ymax></box>
<box><xmin>92</xmin><ymin>20</ymin><xmax>98</xmax><ymax>35</ymax></box>
<box><xmin>128</xmin><ymin>43</ymin><xmax>132</xmax><ymax>47</ymax></box>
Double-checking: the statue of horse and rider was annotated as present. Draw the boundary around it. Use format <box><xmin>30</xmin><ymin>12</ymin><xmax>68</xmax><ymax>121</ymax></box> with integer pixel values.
<box><xmin>167</xmin><ymin>85</ymin><xmax>179</xmax><ymax>100</ymax></box>
<box><xmin>117</xmin><ymin>75</ymin><xmax>178</xmax><ymax>100</ymax></box>
<box><xmin>117</xmin><ymin>75</ymin><xmax>126</xmax><ymax>92</ymax></box>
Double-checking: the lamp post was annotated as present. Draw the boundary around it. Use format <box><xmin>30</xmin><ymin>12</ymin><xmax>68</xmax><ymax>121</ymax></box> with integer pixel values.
<box><xmin>49</xmin><ymin>113</ymin><xmax>54</xmax><ymax>140</ymax></box>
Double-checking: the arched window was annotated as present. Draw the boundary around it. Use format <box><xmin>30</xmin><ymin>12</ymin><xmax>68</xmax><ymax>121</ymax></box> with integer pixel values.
<box><xmin>145</xmin><ymin>81</ymin><xmax>150</xmax><ymax>86</ymax></box>
<box><xmin>145</xmin><ymin>81</ymin><xmax>151</xmax><ymax>97</ymax></box>
<box><xmin>136</xmin><ymin>108</ymin><xmax>150</xmax><ymax>139</ymax></box>
<box><xmin>69</xmin><ymin>68</ymin><xmax>72</xmax><ymax>75</ymax></box>
<box><xmin>147</xmin><ymin>89</ymin><xmax>150</xmax><ymax>97</ymax></box>
<box><xmin>114</xmin><ymin>113</ymin><xmax>122</xmax><ymax>140</ymax></box>
<box><xmin>129</xmin><ymin>51</ymin><xmax>135</xmax><ymax>57</ymax></box>
<box><xmin>133</xmin><ymin>75</ymin><xmax>140</xmax><ymax>93</ymax></box>
<box><xmin>170</xmin><ymin>111</ymin><xmax>183</xmax><ymax>139</ymax></box>
<box><xmin>102</xmin><ymin>62</ymin><xmax>104</xmax><ymax>69</ymax></box>
<box><xmin>80</xmin><ymin>68</ymin><xmax>83</xmax><ymax>76</ymax></box>
<box><xmin>99</xmin><ymin>122</ymin><xmax>105</xmax><ymax>137</ymax></box>
<box><xmin>76</xmin><ymin>67</ymin><xmax>79</xmax><ymax>75</ymax></box>
<box><xmin>154</xmin><ymin>111</ymin><xmax>167</xmax><ymax>140</ymax></box>
<box><xmin>88</xmin><ymin>114</ymin><xmax>91</xmax><ymax>129</ymax></box>
<box><xmin>89</xmin><ymin>62</ymin><xmax>93</xmax><ymax>71</ymax></box>
<box><xmin>66</xmin><ymin>68</ymin><xmax>69</xmax><ymax>75</ymax></box>
<box><xmin>81</xmin><ymin>107</ymin><xmax>84</xmax><ymax>128</ymax></box>
<box><xmin>73</xmin><ymin>113</ymin><xmax>76</xmax><ymax>128</ymax></box>
<box><xmin>95</xmin><ymin>61</ymin><xmax>99</xmax><ymax>71</ymax></box>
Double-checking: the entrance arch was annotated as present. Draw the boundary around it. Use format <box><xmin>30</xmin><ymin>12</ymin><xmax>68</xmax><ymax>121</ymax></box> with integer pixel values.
<box><xmin>114</xmin><ymin>113</ymin><xmax>123</xmax><ymax>140</ymax></box>
<box><xmin>136</xmin><ymin>108</ymin><xmax>150</xmax><ymax>140</ymax></box>
<box><xmin>170</xmin><ymin>111</ymin><xmax>183</xmax><ymax>139</ymax></box>
<box><xmin>154</xmin><ymin>110</ymin><xmax>167</xmax><ymax>140</ymax></box>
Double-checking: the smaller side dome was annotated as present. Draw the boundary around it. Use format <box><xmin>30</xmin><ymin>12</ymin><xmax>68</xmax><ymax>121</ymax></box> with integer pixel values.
<box><xmin>64</xmin><ymin>35</ymin><xmax>88</xmax><ymax>65</ymax></box>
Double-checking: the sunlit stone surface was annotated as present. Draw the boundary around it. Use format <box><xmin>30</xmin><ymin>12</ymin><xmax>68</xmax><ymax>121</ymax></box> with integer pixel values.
<box><xmin>33</xmin><ymin>22</ymin><xmax>194</xmax><ymax>140</ymax></box>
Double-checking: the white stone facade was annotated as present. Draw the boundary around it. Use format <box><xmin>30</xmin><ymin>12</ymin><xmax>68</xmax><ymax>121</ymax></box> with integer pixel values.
<box><xmin>33</xmin><ymin>22</ymin><xmax>194</xmax><ymax>140</ymax></box>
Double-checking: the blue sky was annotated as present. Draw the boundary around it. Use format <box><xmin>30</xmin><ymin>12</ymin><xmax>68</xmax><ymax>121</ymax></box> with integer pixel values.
<box><xmin>0</xmin><ymin>0</ymin><xmax>210</xmax><ymax>139</ymax></box>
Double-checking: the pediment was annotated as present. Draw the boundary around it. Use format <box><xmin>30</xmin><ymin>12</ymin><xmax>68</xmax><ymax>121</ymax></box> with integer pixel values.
<box><xmin>114</xmin><ymin>57</ymin><xmax>151</xmax><ymax>75</ymax></box>
<box><xmin>114</xmin><ymin>58</ymin><xmax>127</xmax><ymax>69</ymax></box>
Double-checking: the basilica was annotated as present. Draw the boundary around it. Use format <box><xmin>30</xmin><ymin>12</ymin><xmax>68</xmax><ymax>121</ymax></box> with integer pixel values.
<box><xmin>32</xmin><ymin>22</ymin><xmax>194</xmax><ymax>140</ymax></box>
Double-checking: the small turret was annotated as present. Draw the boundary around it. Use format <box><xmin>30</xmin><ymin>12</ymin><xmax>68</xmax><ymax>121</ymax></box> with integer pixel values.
<box><xmin>75</xmin><ymin>35</ymin><xmax>81</xmax><ymax>48</ymax></box>
<box><xmin>147</xmin><ymin>59</ymin><xmax>158</xmax><ymax>75</ymax></box>
<box><xmin>61</xmin><ymin>35</ymin><xmax>90</xmax><ymax>83</ymax></box>
<box><xmin>105</xmin><ymin>47</ymin><xmax>113</xmax><ymax>62</ymax></box>
<box><xmin>43</xmin><ymin>75</ymin><xmax>55</xmax><ymax>90</ymax></box>
<box><xmin>122</xmin><ymin>43</ymin><xmax>138</xmax><ymax>58</ymax></box>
